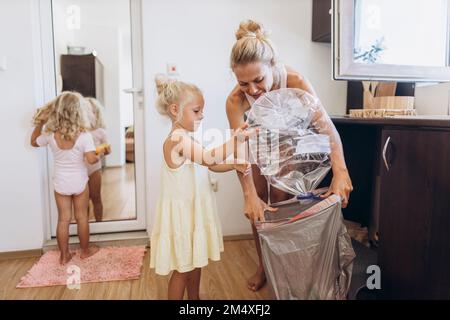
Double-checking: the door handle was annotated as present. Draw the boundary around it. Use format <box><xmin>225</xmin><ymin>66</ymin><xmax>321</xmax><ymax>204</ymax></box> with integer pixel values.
<box><xmin>382</xmin><ymin>136</ymin><xmax>391</xmax><ymax>171</ymax></box>
<box><xmin>123</xmin><ymin>88</ymin><xmax>143</xmax><ymax>109</ymax></box>
<box><xmin>123</xmin><ymin>88</ymin><xmax>142</xmax><ymax>94</ymax></box>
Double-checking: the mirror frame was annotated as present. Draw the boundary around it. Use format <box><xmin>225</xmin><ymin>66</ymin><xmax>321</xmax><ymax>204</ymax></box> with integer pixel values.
<box><xmin>333</xmin><ymin>0</ymin><xmax>450</xmax><ymax>82</ymax></box>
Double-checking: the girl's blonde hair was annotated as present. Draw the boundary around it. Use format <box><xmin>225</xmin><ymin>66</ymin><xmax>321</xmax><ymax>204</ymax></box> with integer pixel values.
<box><xmin>154</xmin><ymin>74</ymin><xmax>202</xmax><ymax>120</ymax></box>
<box><xmin>230</xmin><ymin>20</ymin><xmax>277</xmax><ymax>69</ymax></box>
<box><xmin>86</xmin><ymin>97</ymin><xmax>106</xmax><ymax>130</ymax></box>
<box><xmin>45</xmin><ymin>91</ymin><xmax>90</xmax><ymax>141</ymax></box>
<box><xmin>32</xmin><ymin>98</ymin><xmax>57</xmax><ymax>126</ymax></box>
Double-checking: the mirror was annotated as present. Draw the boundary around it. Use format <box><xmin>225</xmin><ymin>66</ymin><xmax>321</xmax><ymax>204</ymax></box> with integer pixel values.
<box><xmin>333</xmin><ymin>0</ymin><xmax>450</xmax><ymax>81</ymax></box>
<box><xmin>51</xmin><ymin>0</ymin><xmax>137</xmax><ymax>223</ymax></box>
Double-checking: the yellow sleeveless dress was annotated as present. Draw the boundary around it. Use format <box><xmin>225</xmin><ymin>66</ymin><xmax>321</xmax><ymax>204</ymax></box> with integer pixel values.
<box><xmin>150</xmin><ymin>157</ymin><xmax>224</xmax><ymax>275</ymax></box>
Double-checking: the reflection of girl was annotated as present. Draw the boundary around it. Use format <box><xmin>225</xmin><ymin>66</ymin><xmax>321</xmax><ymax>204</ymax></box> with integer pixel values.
<box><xmin>226</xmin><ymin>20</ymin><xmax>353</xmax><ymax>291</ymax></box>
<box><xmin>86</xmin><ymin>97</ymin><xmax>110</xmax><ymax>222</ymax></box>
<box><xmin>31</xmin><ymin>92</ymin><xmax>100</xmax><ymax>264</ymax></box>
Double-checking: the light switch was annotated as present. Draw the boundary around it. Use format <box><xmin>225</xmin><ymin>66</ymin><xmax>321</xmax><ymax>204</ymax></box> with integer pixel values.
<box><xmin>166</xmin><ymin>63</ymin><xmax>179</xmax><ymax>76</ymax></box>
<box><xmin>0</xmin><ymin>56</ymin><xmax>6</xmax><ymax>71</ymax></box>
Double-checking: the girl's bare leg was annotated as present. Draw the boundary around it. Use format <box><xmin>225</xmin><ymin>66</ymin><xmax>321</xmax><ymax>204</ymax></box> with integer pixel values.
<box><xmin>73</xmin><ymin>185</ymin><xmax>99</xmax><ymax>259</ymax></box>
<box><xmin>54</xmin><ymin>192</ymin><xmax>74</xmax><ymax>265</ymax></box>
<box><xmin>88</xmin><ymin>170</ymin><xmax>103</xmax><ymax>222</ymax></box>
<box><xmin>168</xmin><ymin>270</ymin><xmax>190</xmax><ymax>300</ymax></box>
<box><xmin>186</xmin><ymin>268</ymin><xmax>201</xmax><ymax>300</ymax></box>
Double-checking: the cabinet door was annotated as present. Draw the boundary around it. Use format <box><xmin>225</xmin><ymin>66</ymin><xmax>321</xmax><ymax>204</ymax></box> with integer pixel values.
<box><xmin>378</xmin><ymin>128</ymin><xmax>450</xmax><ymax>299</ymax></box>
<box><xmin>312</xmin><ymin>0</ymin><xmax>331</xmax><ymax>42</ymax></box>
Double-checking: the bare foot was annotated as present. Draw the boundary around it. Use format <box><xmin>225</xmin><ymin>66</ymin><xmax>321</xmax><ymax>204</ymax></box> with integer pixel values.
<box><xmin>247</xmin><ymin>266</ymin><xmax>266</xmax><ymax>291</ymax></box>
<box><xmin>59</xmin><ymin>252</ymin><xmax>74</xmax><ymax>265</ymax></box>
<box><xmin>80</xmin><ymin>245</ymin><xmax>100</xmax><ymax>259</ymax></box>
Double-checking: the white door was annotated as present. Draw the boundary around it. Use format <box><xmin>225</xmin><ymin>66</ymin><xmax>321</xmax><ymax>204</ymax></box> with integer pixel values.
<box><xmin>39</xmin><ymin>0</ymin><xmax>146</xmax><ymax>236</ymax></box>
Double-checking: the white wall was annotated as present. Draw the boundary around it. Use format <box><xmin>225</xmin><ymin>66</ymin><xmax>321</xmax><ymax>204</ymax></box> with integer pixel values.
<box><xmin>142</xmin><ymin>0</ymin><xmax>348</xmax><ymax>236</ymax></box>
<box><xmin>0</xmin><ymin>0</ymin><xmax>48</xmax><ymax>252</ymax></box>
<box><xmin>415</xmin><ymin>82</ymin><xmax>450</xmax><ymax>115</ymax></box>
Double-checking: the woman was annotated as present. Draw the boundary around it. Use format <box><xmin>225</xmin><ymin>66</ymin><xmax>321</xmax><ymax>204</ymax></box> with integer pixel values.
<box><xmin>226</xmin><ymin>20</ymin><xmax>353</xmax><ymax>291</ymax></box>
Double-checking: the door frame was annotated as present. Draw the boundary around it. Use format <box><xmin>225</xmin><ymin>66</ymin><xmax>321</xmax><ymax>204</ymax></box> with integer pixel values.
<box><xmin>38</xmin><ymin>0</ymin><xmax>147</xmax><ymax>236</ymax></box>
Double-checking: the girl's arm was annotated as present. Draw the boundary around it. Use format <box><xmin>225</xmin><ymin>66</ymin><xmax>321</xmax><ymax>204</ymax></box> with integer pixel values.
<box><xmin>209</xmin><ymin>161</ymin><xmax>251</xmax><ymax>175</ymax></box>
<box><xmin>101</xmin><ymin>129</ymin><xmax>111</xmax><ymax>155</ymax></box>
<box><xmin>177</xmin><ymin>123</ymin><xmax>253</xmax><ymax>167</ymax></box>
<box><xmin>85</xmin><ymin>151</ymin><xmax>100</xmax><ymax>165</ymax></box>
<box><xmin>84</xmin><ymin>133</ymin><xmax>100</xmax><ymax>164</ymax></box>
<box><xmin>208</xmin><ymin>163</ymin><xmax>234</xmax><ymax>173</ymax></box>
<box><xmin>30</xmin><ymin>124</ymin><xmax>44</xmax><ymax>147</ymax></box>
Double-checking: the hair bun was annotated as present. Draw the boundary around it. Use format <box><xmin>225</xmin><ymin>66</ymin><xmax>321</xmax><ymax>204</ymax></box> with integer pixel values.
<box><xmin>235</xmin><ymin>20</ymin><xmax>267</xmax><ymax>41</ymax></box>
<box><xmin>155</xmin><ymin>73</ymin><xmax>173</xmax><ymax>95</ymax></box>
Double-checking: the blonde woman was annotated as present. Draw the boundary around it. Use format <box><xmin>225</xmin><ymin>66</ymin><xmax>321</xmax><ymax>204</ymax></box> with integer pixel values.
<box><xmin>86</xmin><ymin>97</ymin><xmax>110</xmax><ymax>222</ymax></box>
<box><xmin>31</xmin><ymin>92</ymin><xmax>102</xmax><ymax>264</ymax></box>
<box><xmin>226</xmin><ymin>20</ymin><xmax>354</xmax><ymax>291</ymax></box>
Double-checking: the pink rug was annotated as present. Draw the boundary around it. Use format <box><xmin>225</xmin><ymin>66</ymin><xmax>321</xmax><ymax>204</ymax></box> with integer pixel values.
<box><xmin>17</xmin><ymin>246</ymin><xmax>146</xmax><ymax>288</ymax></box>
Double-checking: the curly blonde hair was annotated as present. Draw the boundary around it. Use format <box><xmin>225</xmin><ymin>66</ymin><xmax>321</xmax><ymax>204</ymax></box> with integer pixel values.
<box><xmin>86</xmin><ymin>97</ymin><xmax>106</xmax><ymax>130</ymax></box>
<box><xmin>32</xmin><ymin>98</ymin><xmax>57</xmax><ymax>126</ymax></box>
<box><xmin>45</xmin><ymin>91</ymin><xmax>90</xmax><ymax>141</ymax></box>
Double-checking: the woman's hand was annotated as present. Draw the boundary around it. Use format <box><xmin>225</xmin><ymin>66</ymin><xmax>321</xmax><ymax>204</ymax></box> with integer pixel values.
<box><xmin>320</xmin><ymin>169</ymin><xmax>353</xmax><ymax>208</ymax></box>
<box><xmin>244</xmin><ymin>193</ymin><xmax>277</xmax><ymax>223</ymax></box>
<box><xmin>234</xmin><ymin>161</ymin><xmax>251</xmax><ymax>176</ymax></box>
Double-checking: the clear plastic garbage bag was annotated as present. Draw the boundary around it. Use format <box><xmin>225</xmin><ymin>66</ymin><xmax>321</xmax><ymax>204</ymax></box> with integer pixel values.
<box><xmin>247</xmin><ymin>88</ymin><xmax>332</xmax><ymax>196</ymax></box>
<box><xmin>248</xmin><ymin>88</ymin><xmax>355</xmax><ymax>300</ymax></box>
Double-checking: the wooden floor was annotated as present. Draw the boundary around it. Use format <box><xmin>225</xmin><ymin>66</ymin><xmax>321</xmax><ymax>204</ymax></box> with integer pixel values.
<box><xmin>98</xmin><ymin>163</ymin><xmax>136</xmax><ymax>222</ymax></box>
<box><xmin>0</xmin><ymin>240</ymin><xmax>271</xmax><ymax>300</ymax></box>
<box><xmin>70</xmin><ymin>163</ymin><xmax>137</xmax><ymax>224</ymax></box>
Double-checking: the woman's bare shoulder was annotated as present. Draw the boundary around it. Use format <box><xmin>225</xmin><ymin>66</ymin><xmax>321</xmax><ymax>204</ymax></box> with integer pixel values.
<box><xmin>226</xmin><ymin>85</ymin><xmax>249</xmax><ymax>115</ymax></box>
<box><xmin>285</xmin><ymin>65</ymin><xmax>316</xmax><ymax>95</ymax></box>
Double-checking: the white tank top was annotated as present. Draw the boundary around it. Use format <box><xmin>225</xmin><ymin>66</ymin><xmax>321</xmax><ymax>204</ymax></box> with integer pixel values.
<box><xmin>244</xmin><ymin>64</ymin><xmax>288</xmax><ymax>110</ymax></box>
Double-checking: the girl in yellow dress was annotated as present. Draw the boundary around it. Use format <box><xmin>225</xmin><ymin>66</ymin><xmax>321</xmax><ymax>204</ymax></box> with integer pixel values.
<box><xmin>150</xmin><ymin>77</ymin><xmax>253</xmax><ymax>300</ymax></box>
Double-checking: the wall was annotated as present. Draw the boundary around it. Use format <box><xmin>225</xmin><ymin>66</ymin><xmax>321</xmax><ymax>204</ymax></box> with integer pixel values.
<box><xmin>142</xmin><ymin>0</ymin><xmax>348</xmax><ymax>236</ymax></box>
<box><xmin>0</xmin><ymin>0</ymin><xmax>47</xmax><ymax>252</ymax></box>
<box><xmin>415</xmin><ymin>82</ymin><xmax>450</xmax><ymax>115</ymax></box>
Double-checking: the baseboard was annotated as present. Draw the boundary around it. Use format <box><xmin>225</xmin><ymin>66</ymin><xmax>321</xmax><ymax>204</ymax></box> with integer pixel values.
<box><xmin>0</xmin><ymin>249</ymin><xmax>43</xmax><ymax>261</ymax></box>
<box><xmin>2</xmin><ymin>233</ymin><xmax>253</xmax><ymax>259</ymax></box>
<box><xmin>223</xmin><ymin>234</ymin><xmax>254</xmax><ymax>241</ymax></box>
<box><xmin>42</xmin><ymin>231</ymin><xmax>150</xmax><ymax>253</ymax></box>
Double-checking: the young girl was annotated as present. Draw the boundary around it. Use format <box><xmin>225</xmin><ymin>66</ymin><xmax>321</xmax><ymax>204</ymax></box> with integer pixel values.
<box><xmin>86</xmin><ymin>97</ymin><xmax>110</xmax><ymax>222</ymax></box>
<box><xmin>150</xmin><ymin>78</ymin><xmax>252</xmax><ymax>300</ymax></box>
<box><xmin>31</xmin><ymin>91</ymin><xmax>102</xmax><ymax>265</ymax></box>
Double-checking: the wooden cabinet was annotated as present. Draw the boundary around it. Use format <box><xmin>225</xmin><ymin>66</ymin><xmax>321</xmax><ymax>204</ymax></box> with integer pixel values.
<box><xmin>312</xmin><ymin>0</ymin><xmax>331</xmax><ymax>42</ymax></box>
<box><xmin>331</xmin><ymin>117</ymin><xmax>450</xmax><ymax>299</ymax></box>
<box><xmin>60</xmin><ymin>53</ymin><xmax>104</xmax><ymax>103</ymax></box>
<box><xmin>378</xmin><ymin>128</ymin><xmax>450</xmax><ymax>299</ymax></box>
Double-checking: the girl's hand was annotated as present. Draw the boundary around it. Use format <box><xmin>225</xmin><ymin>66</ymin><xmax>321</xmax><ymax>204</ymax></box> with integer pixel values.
<box><xmin>234</xmin><ymin>161</ymin><xmax>251</xmax><ymax>176</ymax></box>
<box><xmin>104</xmin><ymin>145</ymin><xmax>111</xmax><ymax>155</ymax></box>
<box><xmin>320</xmin><ymin>169</ymin><xmax>353</xmax><ymax>208</ymax></box>
<box><xmin>233</xmin><ymin>122</ymin><xmax>258</xmax><ymax>141</ymax></box>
